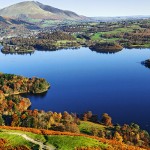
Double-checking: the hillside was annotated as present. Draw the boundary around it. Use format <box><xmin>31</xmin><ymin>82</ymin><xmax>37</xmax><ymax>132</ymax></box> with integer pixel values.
<box><xmin>0</xmin><ymin>1</ymin><xmax>84</xmax><ymax>21</ymax></box>
<box><xmin>0</xmin><ymin>15</ymin><xmax>40</xmax><ymax>38</ymax></box>
<box><xmin>0</xmin><ymin>126</ymin><xmax>147</xmax><ymax>150</ymax></box>
<box><xmin>0</xmin><ymin>16</ymin><xmax>31</xmax><ymax>25</ymax></box>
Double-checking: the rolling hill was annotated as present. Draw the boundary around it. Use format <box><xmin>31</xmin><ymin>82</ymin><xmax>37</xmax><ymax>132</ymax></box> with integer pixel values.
<box><xmin>0</xmin><ymin>1</ymin><xmax>85</xmax><ymax>21</ymax></box>
<box><xmin>0</xmin><ymin>16</ymin><xmax>40</xmax><ymax>38</ymax></box>
<box><xmin>0</xmin><ymin>126</ymin><xmax>147</xmax><ymax>150</ymax></box>
<box><xmin>0</xmin><ymin>16</ymin><xmax>34</xmax><ymax>26</ymax></box>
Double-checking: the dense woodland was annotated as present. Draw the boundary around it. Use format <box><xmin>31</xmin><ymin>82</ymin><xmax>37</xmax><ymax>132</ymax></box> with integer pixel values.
<box><xmin>38</xmin><ymin>31</ymin><xmax>76</xmax><ymax>41</ymax></box>
<box><xmin>1</xmin><ymin>31</ymin><xmax>80</xmax><ymax>52</ymax></box>
<box><xmin>0</xmin><ymin>73</ymin><xmax>50</xmax><ymax>95</ymax></box>
<box><xmin>89</xmin><ymin>42</ymin><xmax>123</xmax><ymax>53</ymax></box>
<box><xmin>0</xmin><ymin>93</ymin><xmax>31</xmax><ymax>115</ymax></box>
<box><xmin>0</xmin><ymin>108</ymin><xmax>149</xmax><ymax>148</ymax></box>
<box><xmin>1</xmin><ymin>45</ymin><xmax>35</xmax><ymax>54</ymax></box>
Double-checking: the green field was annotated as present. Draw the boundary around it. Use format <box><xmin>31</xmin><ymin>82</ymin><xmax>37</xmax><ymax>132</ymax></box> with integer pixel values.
<box><xmin>0</xmin><ymin>129</ymin><xmax>108</xmax><ymax>150</ymax></box>
<box><xmin>79</xmin><ymin>121</ymin><xmax>107</xmax><ymax>134</ymax></box>
<box><xmin>24</xmin><ymin>131</ymin><xmax>108</xmax><ymax>150</ymax></box>
<box><xmin>0</xmin><ymin>130</ymin><xmax>39</xmax><ymax>149</ymax></box>
<box><xmin>45</xmin><ymin>135</ymin><xmax>107</xmax><ymax>150</ymax></box>
<box><xmin>91</xmin><ymin>25</ymin><xmax>141</xmax><ymax>41</ymax></box>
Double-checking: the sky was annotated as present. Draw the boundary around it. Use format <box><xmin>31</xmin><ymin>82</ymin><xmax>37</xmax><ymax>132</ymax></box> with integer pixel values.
<box><xmin>0</xmin><ymin>0</ymin><xmax>150</xmax><ymax>17</ymax></box>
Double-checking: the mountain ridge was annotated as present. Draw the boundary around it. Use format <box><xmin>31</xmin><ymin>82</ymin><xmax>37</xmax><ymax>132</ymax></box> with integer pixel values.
<box><xmin>0</xmin><ymin>1</ymin><xmax>84</xmax><ymax>20</ymax></box>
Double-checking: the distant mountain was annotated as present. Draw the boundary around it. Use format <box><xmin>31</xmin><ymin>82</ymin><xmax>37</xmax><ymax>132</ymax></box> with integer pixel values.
<box><xmin>91</xmin><ymin>16</ymin><xmax>150</xmax><ymax>22</ymax></box>
<box><xmin>0</xmin><ymin>1</ymin><xmax>85</xmax><ymax>21</ymax></box>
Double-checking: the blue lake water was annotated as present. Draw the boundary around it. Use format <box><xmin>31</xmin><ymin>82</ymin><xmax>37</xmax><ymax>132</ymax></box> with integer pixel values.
<box><xmin>0</xmin><ymin>47</ymin><xmax>150</xmax><ymax>131</ymax></box>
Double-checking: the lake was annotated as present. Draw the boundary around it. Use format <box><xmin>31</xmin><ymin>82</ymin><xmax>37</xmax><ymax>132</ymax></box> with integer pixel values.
<box><xmin>0</xmin><ymin>47</ymin><xmax>150</xmax><ymax>131</ymax></box>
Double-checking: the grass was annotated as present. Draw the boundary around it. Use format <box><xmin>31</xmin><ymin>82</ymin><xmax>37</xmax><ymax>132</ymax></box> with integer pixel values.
<box><xmin>21</xmin><ymin>131</ymin><xmax>108</xmax><ymax>150</ymax></box>
<box><xmin>26</xmin><ymin>18</ymin><xmax>42</xmax><ymax>23</ymax></box>
<box><xmin>91</xmin><ymin>25</ymin><xmax>141</xmax><ymax>41</ymax></box>
<box><xmin>45</xmin><ymin>135</ymin><xmax>108</xmax><ymax>150</ymax></box>
<box><xmin>0</xmin><ymin>130</ymin><xmax>39</xmax><ymax>149</ymax></box>
<box><xmin>91</xmin><ymin>32</ymin><xmax>102</xmax><ymax>40</ymax></box>
<box><xmin>41</xmin><ymin>20</ymin><xmax>61</xmax><ymax>27</ymax></box>
<box><xmin>103</xmin><ymin>25</ymin><xmax>141</xmax><ymax>35</ymax></box>
<box><xmin>24</xmin><ymin>132</ymin><xmax>46</xmax><ymax>143</ymax></box>
<box><xmin>100</xmin><ymin>38</ymin><xmax>119</xmax><ymax>43</ymax></box>
<box><xmin>0</xmin><ymin>129</ymin><xmax>46</xmax><ymax>143</ymax></box>
<box><xmin>0</xmin><ymin>129</ymin><xmax>108</xmax><ymax>150</ymax></box>
<box><xmin>79</xmin><ymin>121</ymin><xmax>106</xmax><ymax>134</ymax></box>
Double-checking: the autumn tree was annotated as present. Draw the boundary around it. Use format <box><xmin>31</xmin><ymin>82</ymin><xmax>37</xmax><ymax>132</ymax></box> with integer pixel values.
<box><xmin>0</xmin><ymin>114</ymin><xmax>4</xmax><ymax>126</ymax></box>
<box><xmin>113</xmin><ymin>131</ymin><xmax>123</xmax><ymax>142</ymax></box>
<box><xmin>101</xmin><ymin>113</ymin><xmax>112</xmax><ymax>126</ymax></box>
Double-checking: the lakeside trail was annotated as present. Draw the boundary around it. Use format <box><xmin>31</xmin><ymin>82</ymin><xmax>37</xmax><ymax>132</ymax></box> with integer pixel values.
<box><xmin>5</xmin><ymin>132</ymin><xmax>56</xmax><ymax>150</ymax></box>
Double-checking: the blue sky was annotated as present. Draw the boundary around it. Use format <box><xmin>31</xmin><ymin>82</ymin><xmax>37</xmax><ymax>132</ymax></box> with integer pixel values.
<box><xmin>0</xmin><ymin>0</ymin><xmax>150</xmax><ymax>17</ymax></box>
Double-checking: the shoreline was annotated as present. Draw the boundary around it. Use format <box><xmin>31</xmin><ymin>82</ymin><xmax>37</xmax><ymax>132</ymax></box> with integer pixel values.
<box><xmin>4</xmin><ymin>85</ymin><xmax>50</xmax><ymax>97</ymax></box>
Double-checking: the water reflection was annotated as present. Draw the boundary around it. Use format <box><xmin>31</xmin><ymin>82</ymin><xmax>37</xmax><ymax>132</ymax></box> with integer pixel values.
<box><xmin>21</xmin><ymin>91</ymin><xmax>48</xmax><ymax>99</ymax></box>
<box><xmin>89</xmin><ymin>48</ymin><xmax>122</xmax><ymax>54</ymax></box>
<box><xmin>1</xmin><ymin>51</ymin><xmax>35</xmax><ymax>55</ymax></box>
<box><xmin>36</xmin><ymin>47</ymin><xmax>80</xmax><ymax>52</ymax></box>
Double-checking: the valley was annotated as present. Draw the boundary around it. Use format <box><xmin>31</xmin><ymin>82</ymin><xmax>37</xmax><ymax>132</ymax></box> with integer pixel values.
<box><xmin>0</xmin><ymin>1</ymin><xmax>150</xmax><ymax>150</ymax></box>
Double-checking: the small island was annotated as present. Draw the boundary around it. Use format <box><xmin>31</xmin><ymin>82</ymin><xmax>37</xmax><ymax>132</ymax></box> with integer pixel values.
<box><xmin>89</xmin><ymin>42</ymin><xmax>123</xmax><ymax>53</ymax></box>
<box><xmin>0</xmin><ymin>73</ymin><xmax>50</xmax><ymax>95</ymax></box>
<box><xmin>142</xmin><ymin>59</ymin><xmax>150</xmax><ymax>69</ymax></box>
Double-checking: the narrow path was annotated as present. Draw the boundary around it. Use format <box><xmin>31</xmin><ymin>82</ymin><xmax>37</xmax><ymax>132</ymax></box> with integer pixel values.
<box><xmin>5</xmin><ymin>132</ymin><xmax>56</xmax><ymax>150</ymax></box>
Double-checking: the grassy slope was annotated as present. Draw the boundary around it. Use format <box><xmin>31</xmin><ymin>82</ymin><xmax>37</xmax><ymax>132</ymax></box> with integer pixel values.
<box><xmin>45</xmin><ymin>136</ymin><xmax>107</xmax><ymax>150</ymax></box>
<box><xmin>0</xmin><ymin>129</ymin><xmax>108</xmax><ymax>150</ymax></box>
<box><xmin>0</xmin><ymin>1</ymin><xmax>52</xmax><ymax>17</ymax></box>
<box><xmin>91</xmin><ymin>25</ymin><xmax>141</xmax><ymax>42</ymax></box>
<box><xmin>0</xmin><ymin>126</ymin><xmax>147</xmax><ymax>150</ymax></box>
<box><xmin>26</xmin><ymin>134</ymin><xmax>108</xmax><ymax>150</ymax></box>
<box><xmin>79</xmin><ymin>121</ymin><xmax>107</xmax><ymax>134</ymax></box>
<box><xmin>0</xmin><ymin>130</ymin><xmax>39</xmax><ymax>149</ymax></box>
